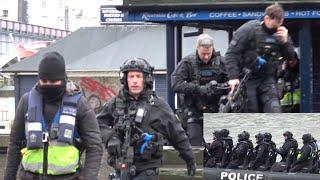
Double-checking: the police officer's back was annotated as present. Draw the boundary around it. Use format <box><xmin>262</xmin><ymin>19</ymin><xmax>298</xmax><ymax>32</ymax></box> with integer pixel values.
<box><xmin>4</xmin><ymin>52</ymin><xmax>103</xmax><ymax>179</ymax></box>
<box><xmin>171</xmin><ymin>34</ymin><xmax>228</xmax><ymax>145</ymax></box>
<box><xmin>208</xmin><ymin>131</ymin><xmax>224</xmax><ymax>160</ymax></box>
<box><xmin>221</xmin><ymin>129</ymin><xmax>234</xmax><ymax>151</ymax></box>
<box><xmin>263</xmin><ymin>132</ymin><xmax>277</xmax><ymax>169</ymax></box>
<box><xmin>290</xmin><ymin>134</ymin><xmax>315</xmax><ymax>173</ymax></box>
<box><xmin>97</xmin><ymin>58</ymin><xmax>196</xmax><ymax>179</ymax></box>
<box><xmin>225</xmin><ymin>4</ymin><xmax>295</xmax><ymax>113</ymax></box>
<box><xmin>271</xmin><ymin>131</ymin><xmax>298</xmax><ymax>172</ymax></box>
<box><xmin>249</xmin><ymin>133</ymin><xmax>269</xmax><ymax>170</ymax></box>
<box><xmin>220</xmin><ymin>129</ymin><xmax>234</xmax><ymax>167</ymax></box>
<box><xmin>227</xmin><ymin>131</ymin><xmax>253</xmax><ymax>169</ymax></box>
<box><xmin>277</xmin><ymin>131</ymin><xmax>298</xmax><ymax>162</ymax></box>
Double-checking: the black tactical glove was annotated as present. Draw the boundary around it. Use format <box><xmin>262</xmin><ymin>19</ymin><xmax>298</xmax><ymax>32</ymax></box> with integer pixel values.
<box><xmin>186</xmin><ymin>160</ymin><xmax>196</xmax><ymax>176</ymax></box>
<box><xmin>198</xmin><ymin>80</ymin><xmax>218</xmax><ymax>96</ymax></box>
<box><xmin>107</xmin><ymin>136</ymin><xmax>121</xmax><ymax>156</ymax></box>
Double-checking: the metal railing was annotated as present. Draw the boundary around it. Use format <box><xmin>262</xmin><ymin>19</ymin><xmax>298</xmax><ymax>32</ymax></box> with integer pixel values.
<box><xmin>0</xmin><ymin>19</ymin><xmax>71</xmax><ymax>39</ymax></box>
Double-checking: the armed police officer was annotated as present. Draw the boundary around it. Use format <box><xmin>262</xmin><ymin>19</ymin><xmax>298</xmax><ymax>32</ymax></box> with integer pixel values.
<box><xmin>97</xmin><ymin>58</ymin><xmax>196</xmax><ymax>179</ymax></box>
<box><xmin>4</xmin><ymin>52</ymin><xmax>103</xmax><ymax>179</ymax></box>
<box><xmin>249</xmin><ymin>133</ymin><xmax>270</xmax><ymax>170</ymax></box>
<box><xmin>263</xmin><ymin>132</ymin><xmax>277</xmax><ymax>169</ymax></box>
<box><xmin>220</xmin><ymin>129</ymin><xmax>234</xmax><ymax>167</ymax></box>
<box><xmin>290</xmin><ymin>133</ymin><xmax>315</xmax><ymax>173</ymax></box>
<box><xmin>171</xmin><ymin>34</ymin><xmax>228</xmax><ymax>145</ymax></box>
<box><xmin>271</xmin><ymin>131</ymin><xmax>298</xmax><ymax>172</ymax></box>
<box><xmin>225</xmin><ymin>4</ymin><xmax>295</xmax><ymax>112</ymax></box>
<box><xmin>277</xmin><ymin>131</ymin><xmax>298</xmax><ymax>162</ymax></box>
<box><xmin>205</xmin><ymin>130</ymin><xmax>224</xmax><ymax>168</ymax></box>
<box><xmin>227</xmin><ymin>131</ymin><xmax>253</xmax><ymax>169</ymax></box>
<box><xmin>310</xmin><ymin>136</ymin><xmax>319</xmax><ymax>173</ymax></box>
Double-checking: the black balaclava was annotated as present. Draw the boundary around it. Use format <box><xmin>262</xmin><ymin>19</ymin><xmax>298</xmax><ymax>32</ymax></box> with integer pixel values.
<box><xmin>37</xmin><ymin>52</ymin><xmax>66</xmax><ymax>102</ymax></box>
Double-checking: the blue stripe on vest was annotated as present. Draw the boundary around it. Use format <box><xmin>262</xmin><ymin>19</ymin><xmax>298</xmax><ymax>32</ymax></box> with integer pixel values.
<box><xmin>26</xmin><ymin>88</ymin><xmax>81</xmax><ymax>149</ymax></box>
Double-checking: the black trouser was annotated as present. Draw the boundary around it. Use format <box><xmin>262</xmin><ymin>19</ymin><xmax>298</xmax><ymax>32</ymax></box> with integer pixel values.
<box><xmin>290</xmin><ymin>161</ymin><xmax>313</xmax><ymax>173</ymax></box>
<box><xmin>246</xmin><ymin>76</ymin><xmax>281</xmax><ymax>113</ymax></box>
<box><xmin>227</xmin><ymin>159</ymin><xmax>244</xmax><ymax>169</ymax></box>
<box><xmin>250</xmin><ymin>161</ymin><xmax>266</xmax><ymax>170</ymax></box>
<box><xmin>205</xmin><ymin>158</ymin><xmax>217</xmax><ymax>168</ymax></box>
<box><xmin>271</xmin><ymin>162</ymin><xmax>288</xmax><ymax>172</ymax></box>
<box><xmin>187</xmin><ymin>121</ymin><xmax>203</xmax><ymax>146</ymax></box>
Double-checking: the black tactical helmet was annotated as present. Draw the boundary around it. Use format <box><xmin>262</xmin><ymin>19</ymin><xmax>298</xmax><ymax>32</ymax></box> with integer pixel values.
<box><xmin>120</xmin><ymin>58</ymin><xmax>154</xmax><ymax>89</ymax></box>
<box><xmin>302</xmin><ymin>133</ymin><xmax>312</xmax><ymax>144</ymax></box>
<box><xmin>238</xmin><ymin>131</ymin><xmax>250</xmax><ymax>141</ymax></box>
<box><xmin>255</xmin><ymin>133</ymin><xmax>264</xmax><ymax>143</ymax></box>
<box><xmin>220</xmin><ymin>129</ymin><xmax>230</xmax><ymax>137</ymax></box>
<box><xmin>213</xmin><ymin>130</ymin><xmax>222</xmax><ymax>139</ymax></box>
<box><xmin>264</xmin><ymin>132</ymin><xmax>272</xmax><ymax>141</ymax></box>
<box><xmin>283</xmin><ymin>131</ymin><xmax>293</xmax><ymax>138</ymax></box>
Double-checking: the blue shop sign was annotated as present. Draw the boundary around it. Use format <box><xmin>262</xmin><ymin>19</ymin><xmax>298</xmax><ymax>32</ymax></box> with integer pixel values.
<box><xmin>128</xmin><ymin>9</ymin><xmax>320</xmax><ymax>21</ymax></box>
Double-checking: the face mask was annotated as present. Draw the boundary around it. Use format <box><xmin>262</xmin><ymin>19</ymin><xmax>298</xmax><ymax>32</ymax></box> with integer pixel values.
<box><xmin>262</xmin><ymin>23</ymin><xmax>278</xmax><ymax>35</ymax></box>
<box><xmin>38</xmin><ymin>81</ymin><xmax>66</xmax><ymax>102</ymax></box>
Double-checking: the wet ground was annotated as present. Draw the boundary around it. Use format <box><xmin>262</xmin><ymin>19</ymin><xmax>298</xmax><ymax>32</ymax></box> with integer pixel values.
<box><xmin>0</xmin><ymin>148</ymin><xmax>203</xmax><ymax>179</ymax></box>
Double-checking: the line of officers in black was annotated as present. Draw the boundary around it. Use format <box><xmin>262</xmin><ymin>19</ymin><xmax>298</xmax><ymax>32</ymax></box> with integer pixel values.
<box><xmin>204</xmin><ymin>130</ymin><xmax>320</xmax><ymax>174</ymax></box>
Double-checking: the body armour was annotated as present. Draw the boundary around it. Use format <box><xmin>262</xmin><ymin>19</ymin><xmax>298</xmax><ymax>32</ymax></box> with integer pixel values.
<box><xmin>22</xmin><ymin>88</ymin><xmax>81</xmax><ymax>175</ymax></box>
<box><xmin>113</xmin><ymin>93</ymin><xmax>164</xmax><ymax>164</ymax></box>
<box><xmin>183</xmin><ymin>52</ymin><xmax>227</xmax><ymax>113</ymax></box>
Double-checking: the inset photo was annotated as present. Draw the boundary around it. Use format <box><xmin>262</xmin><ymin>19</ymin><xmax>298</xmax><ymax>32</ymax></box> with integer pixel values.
<box><xmin>203</xmin><ymin>113</ymin><xmax>320</xmax><ymax>180</ymax></box>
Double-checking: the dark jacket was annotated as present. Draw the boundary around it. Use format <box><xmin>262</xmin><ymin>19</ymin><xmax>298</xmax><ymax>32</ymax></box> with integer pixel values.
<box><xmin>208</xmin><ymin>139</ymin><xmax>224</xmax><ymax>162</ymax></box>
<box><xmin>97</xmin><ymin>88</ymin><xmax>195</xmax><ymax>171</ymax></box>
<box><xmin>277</xmin><ymin>138</ymin><xmax>298</xmax><ymax>162</ymax></box>
<box><xmin>4</xmin><ymin>82</ymin><xmax>103</xmax><ymax>180</ymax></box>
<box><xmin>294</xmin><ymin>144</ymin><xmax>313</xmax><ymax>165</ymax></box>
<box><xmin>171</xmin><ymin>51</ymin><xmax>228</xmax><ymax>113</ymax></box>
<box><xmin>251</xmin><ymin>142</ymin><xmax>269</xmax><ymax>169</ymax></box>
<box><xmin>222</xmin><ymin>136</ymin><xmax>234</xmax><ymax>152</ymax></box>
<box><xmin>225</xmin><ymin>20</ymin><xmax>295</xmax><ymax>80</ymax></box>
<box><xmin>232</xmin><ymin>140</ymin><xmax>253</xmax><ymax>164</ymax></box>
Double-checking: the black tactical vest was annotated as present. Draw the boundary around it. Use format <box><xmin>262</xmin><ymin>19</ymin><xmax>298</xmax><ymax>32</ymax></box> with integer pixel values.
<box><xmin>189</xmin><ymin>51</ymin><xmax>225</xmax><ymax>85</ymax></box>
<box><xmin>241</xmin><ymin>23</ymin><xmax>282</xmax><ymax>76</ymax></box>
<box><xmin>113</xmin><ymin>92</ymin><xmax>163</xmax><ymax>161</ymax></box>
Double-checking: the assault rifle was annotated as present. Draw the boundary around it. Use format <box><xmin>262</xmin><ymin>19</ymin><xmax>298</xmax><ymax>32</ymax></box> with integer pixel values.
<box><xmin>108</xmin><ymin>115</ymin><xmax>136</xmax><ymax>180</ymax></box>
<box><xmin>109</xmin><ymin>107</ymin><xmax>153</xmax><ymax>180</ymax></box>
<box><xmin>219</xmin><ymin>68</ymin><xmax>251</xmax><ymax>113</ymax></box>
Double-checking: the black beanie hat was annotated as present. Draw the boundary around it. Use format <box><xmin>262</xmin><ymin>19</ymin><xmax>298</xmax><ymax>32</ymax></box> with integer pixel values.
<box><xmin>38</xmin><ymin>52</ymin><xmax>66</xmax><ymax>80</ymax></box>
